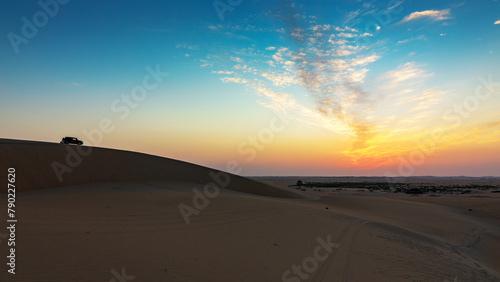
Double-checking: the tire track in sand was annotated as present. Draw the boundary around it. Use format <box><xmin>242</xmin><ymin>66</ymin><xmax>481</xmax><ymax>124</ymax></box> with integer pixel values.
<box><xmin>311</xmin><ymin>219</ymin><xmax>369</xmax><ymax>282</ymax></box>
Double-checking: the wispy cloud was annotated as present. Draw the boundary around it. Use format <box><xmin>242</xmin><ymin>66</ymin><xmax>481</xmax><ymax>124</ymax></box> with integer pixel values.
<box><xmin>403</xmin><ymin>88</ymin><xmax>447</xmax><ymax>112</ymax></box>
<box><xmin>176</xmin><ymin>43</ymin><xmax>198</xmax><ymax>50</ymax></box>
<box><xmin>350</xmin><ymin>62</ymin><xmax>456</xmax><ymax>166</ymax></box>
<box><xmin>220</xmin><ymin>77</ymin><xmax>249</xmax><ymax>84</ymax></box>
<box><xmin>378</xmin><ymin>62</ymin><xmax>433</xmax><ymax>87</ymax></box>
<box><xmin>199</xmin><ymin>59</ymin><xmax>211</xmax><ymax>68</ymax></box>
<box><xmin>198</xmin><ymin>3</ymin><xmax>457</xmax><ymax>167</ymax></box>
<box><xmin>230</xmin><ymin>56</ymin><xmax>243</xmax><ymax>63</ymax></box>
<box><xmin>397</xmin><ymin>35</ymin><xmax>426</xmax><ymax>44</ymax></box>
<box><xmin>399</xmin><ymin>9</ymin><xmax>451</xmax><ymax>24</ymax></box>
<box><xmin>337</xmin><ymin>32</ymin><xmax>357</xmax><ymax>38</ymax></box>
<box><xmin>343</xmin><ymin>10</ymin><xmax>360</xmax><ymax>25</ymax></box>
<box><xmin>208</xmin><ymin>24</ymin><xmax>222</xmax><ymax>31</ymax></box>
<box><xmin>199</xmin><ymin>3</ymin><xmax>389</xmax><ymax>156</ymax></box>
<box><xmin>269</xmin><ymin>2</ymin><xmax>386</xmax><ymax>151</ymax></box>
<box><xmin>211</xmin><ymin>70</ymin><xmax>234</xmax><ymax>75</ymax></box>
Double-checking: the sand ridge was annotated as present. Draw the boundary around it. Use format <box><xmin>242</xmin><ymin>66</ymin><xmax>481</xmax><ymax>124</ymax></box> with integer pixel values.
<box><xmin>0</xmin><ymin>139</ymin><xmax>499</xmax><ymax>281</ymax></box>
<box><xmin>0</xmin><ymin>138</ymin><xmax>301</xmax><ymax>198</ymax></box>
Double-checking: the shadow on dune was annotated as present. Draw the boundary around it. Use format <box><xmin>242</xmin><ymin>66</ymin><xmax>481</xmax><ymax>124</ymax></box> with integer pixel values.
<box><xmin>0</xmin><ymin>139</ymin><xmax>301</xmax><ymax>198</ymax></box>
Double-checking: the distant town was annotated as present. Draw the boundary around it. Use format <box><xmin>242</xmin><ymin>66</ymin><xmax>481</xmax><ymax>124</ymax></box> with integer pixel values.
<box><xmin>280</xmin><ymin>177</ymin><xmax>500</xmax><ymax>194</ymax></box>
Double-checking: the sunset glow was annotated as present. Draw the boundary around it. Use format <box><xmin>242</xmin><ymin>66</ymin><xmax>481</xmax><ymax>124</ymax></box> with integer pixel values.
<box><xmin>1</xmin><ymin>0</ymin><xmax>499</xmax><ymax>176</ymax></box>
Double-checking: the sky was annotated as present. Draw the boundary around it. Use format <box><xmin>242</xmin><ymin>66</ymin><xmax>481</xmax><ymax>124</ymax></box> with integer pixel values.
<box><xmin>1</xmin><ymin>0</ymin><xmax>499</xmax><ymax>176</ymax></box>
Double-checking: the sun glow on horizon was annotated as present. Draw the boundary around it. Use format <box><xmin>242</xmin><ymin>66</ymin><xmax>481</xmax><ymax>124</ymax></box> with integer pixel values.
<box><xmin>1</xmin><ymin>0</ymin><xmax>499</xmax><ymax>176</ymax></box>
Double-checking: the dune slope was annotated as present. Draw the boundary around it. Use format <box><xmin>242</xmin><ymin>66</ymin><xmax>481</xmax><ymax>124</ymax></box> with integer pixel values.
<box><xmin>0</xmin><ymin>139</ymin><xmax>299</xmax><ymax>198</ymax></box>
<box><xmin>1</xmin><ymin>139</ymin><xmax>499</xmax><ymax>281</ymax></box>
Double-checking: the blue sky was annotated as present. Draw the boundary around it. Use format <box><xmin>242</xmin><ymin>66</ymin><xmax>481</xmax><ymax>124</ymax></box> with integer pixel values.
<box><xmin>1</xmin><ymin>0</ymin><xmax>499</xmax><ymax>176</ymax></box>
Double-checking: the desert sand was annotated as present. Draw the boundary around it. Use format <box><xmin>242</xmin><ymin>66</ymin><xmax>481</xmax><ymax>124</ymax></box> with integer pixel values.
<box><xmin>0</xmin><ymin>139</ymin><xmax>499</xmax><ymax>281</ymax></box>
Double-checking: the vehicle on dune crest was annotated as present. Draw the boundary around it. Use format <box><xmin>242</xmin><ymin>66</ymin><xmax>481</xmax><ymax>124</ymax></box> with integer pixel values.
<box><xmin>60</xmin><ymin>137</ymin><xmax>83</xmax><ymax>146</ymax></box>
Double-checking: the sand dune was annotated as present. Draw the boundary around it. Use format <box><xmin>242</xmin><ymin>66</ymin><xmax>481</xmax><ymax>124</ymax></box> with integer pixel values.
<box><xmin>0</xmin><ymin>139</ymin><xmax>499</xmax><ymax>281</ymax></box>
<box><xmin>0</xmin><ymin>138</ymin><xmax>300</xmax><ymax>198</ymax></box>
